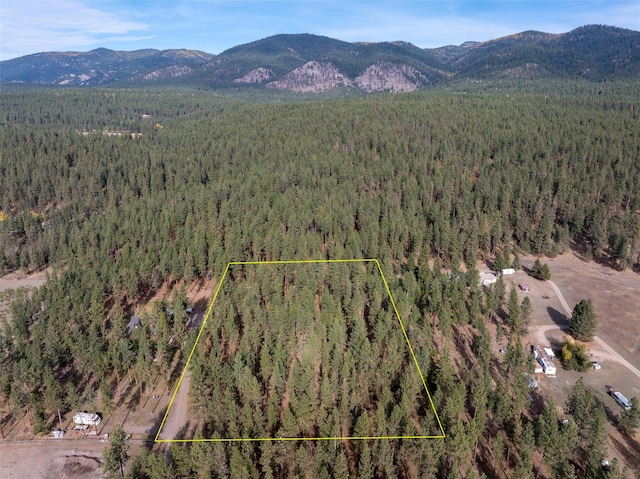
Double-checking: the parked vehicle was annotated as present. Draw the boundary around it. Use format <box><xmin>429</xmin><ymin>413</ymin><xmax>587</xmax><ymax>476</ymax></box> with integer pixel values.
<box><xmin>606</xmin><ymin>386</ymin><xmax>631</xmax><ymax>410</ymax></box>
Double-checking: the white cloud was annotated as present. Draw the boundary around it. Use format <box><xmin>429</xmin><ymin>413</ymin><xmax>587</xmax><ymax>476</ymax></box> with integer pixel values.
<box><xmin>0</xmin><ymin>0</ymin><xmax>149</xmax><ymax>59</ymax></box>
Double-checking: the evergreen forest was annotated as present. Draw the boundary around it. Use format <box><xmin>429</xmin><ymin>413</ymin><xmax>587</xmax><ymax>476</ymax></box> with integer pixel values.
<box><xmin>0</xmin><ymin>80</ymin><xmax>639</xmax><ymax>478</ymax></box>
<box><xmin>187</xmin><ymin>261</ymin><xmax>440</xmax><ymax>437</ymax></box>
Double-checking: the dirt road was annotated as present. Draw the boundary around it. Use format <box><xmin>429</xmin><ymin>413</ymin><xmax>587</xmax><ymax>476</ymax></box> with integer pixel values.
<box><xmin>0</xmin><ymin>271</ymin><xmax>48</xmax><ymax>323</ymax></box>
<box><xmin>0</xmin><ymin>271</ymin><xmax>48</xmax><ymax>293</ymax></box>
<box><xmin>547</xmin><ymin>280</ymin><xmax>572</xmax><ymax>316</ymax></box>
<box><xmin>156</xmin><ymin>370</ymin><xmax>191</xmax><ymax>440</ymax></box>
<box><xmin>548</xmin><ymin>280</ymin><xmax>640</xmax><ymax>380</ymax></box>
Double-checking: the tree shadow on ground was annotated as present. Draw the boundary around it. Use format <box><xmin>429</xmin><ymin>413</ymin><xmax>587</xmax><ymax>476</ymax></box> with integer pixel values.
<box><xmin>116</xmin><ymin>378</ymin><xmax>136</xmax><ymax>409</ymax></box>
<box><xmin>173</xmin><ymin>420</ymin><xmax>191</xmax><ymax>441</ymax></box>
<box><xmin>121</xmin><ymin>386</ymin><xmax>142</xmax><ymax>427</ymax></box>
<box><xmin>547</xmin><ymin>335</ymin><xmax>566</xmax><ymax>351</ymax></box>
<box><xmin>136</xmin><ymin>408</ymin><xmax>174</xmax><ymax>454</ymax></box>
<box><xmin>602</xmin><ymin>403</ymin><xmax>619</xmax><ymax>426</ymax></box>
<box><xmin>484</xmin><ymin>259</ymin><xmax>496</xmax><ymax>271</ymax></box>
<box><xmin>546</xmin><ymin>306</ymin><xmax>570</xmax><ymax>329</ymax></box>
<box><xmin>609</xmin><ymin>431</ymin><xmax>640</xmax><ymax>471</ymax></box>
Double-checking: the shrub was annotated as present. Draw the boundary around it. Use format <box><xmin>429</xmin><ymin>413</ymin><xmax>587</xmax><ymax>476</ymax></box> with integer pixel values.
<box><xmin>560</xmin><ymin>338</ymin><xmax>591</xmax><ymax>372</ymax></box>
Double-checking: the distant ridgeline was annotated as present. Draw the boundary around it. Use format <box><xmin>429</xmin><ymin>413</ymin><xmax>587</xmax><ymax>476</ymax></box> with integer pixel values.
<box><xmin>1</xmin><ymin>24</ymin><xmax>639</xmax><ymax>92</ymax></box>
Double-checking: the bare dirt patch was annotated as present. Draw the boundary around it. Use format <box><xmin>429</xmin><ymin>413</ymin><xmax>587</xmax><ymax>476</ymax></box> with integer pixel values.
<box><xmin>0</xmin><ymin>270</ymin><xmax>49</xmax><ymax>323</ymax></box>
<box><xmin>0</xmin><ymin>441</ymin><xmax>143</xmax><ymax>479</ymax></box>
<box><xmin>0</xmin><ymin>270</ymin><xmax>49</xmax><ymax>293</ymax></box>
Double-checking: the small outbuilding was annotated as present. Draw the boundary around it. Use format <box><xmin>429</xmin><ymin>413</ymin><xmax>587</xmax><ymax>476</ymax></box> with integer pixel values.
<box><xmin>519</xmin><ymin>283</ymin><xmax>530</xmax><ymax>292</ymax></box>
<box><xmin>126</xmin><ymin>316</ymin><xmax>141</xmax><ymax>335</ymax></box>
<box><xmin>479</xmin><ymin>272</ymin><xmax>498</xmax><ymax>286</ymax></box>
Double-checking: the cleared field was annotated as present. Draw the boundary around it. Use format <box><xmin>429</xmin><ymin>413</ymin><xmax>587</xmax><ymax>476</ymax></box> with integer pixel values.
<box><xmin>529</xmin><ymin>252</ymin><xmax>640</xmax><ymax>360</ymax></box>
<box><xmin>507</xmin><ymin>252</ymin><xmax>640</xmax><ymax>472</ymax></box>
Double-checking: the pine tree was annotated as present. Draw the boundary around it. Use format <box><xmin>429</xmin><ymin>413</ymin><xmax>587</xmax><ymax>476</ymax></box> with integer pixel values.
<box><xmin>507</xmin><ymin>286</ymin><xmax>522</xmax><ymax>335</ymax></box>
<box><xmin>618</xmin><ymin>397</ymin><xmax>640</xmax><ymax>435</ymax></box>
<box><xmin>358</xmin><ymin>443</ymin><xmax>375</xmax><ymax>479</ymax></box>
<box><xmin>531</xmin><ymin>259</ymin><xmax>551</xmax><ymax>281</ymax></box>
<box><xmin>520</xmin><ymin>296</ymin><xmax>532</xmax><ymax>329</ymax></box>
<box><xmin>569</xmin><ymin>299</ymin><xmax>597</xmax><ymax>342</ymax></box>
<box><xmin>512</xmin><ymin>253</ymin><xmax>521</xmax><ymax>271</ymax></box>
<box><xmin>103</xmin><ymin>425</ymin><xmax>129</xmax><ymax>478</ymax></box>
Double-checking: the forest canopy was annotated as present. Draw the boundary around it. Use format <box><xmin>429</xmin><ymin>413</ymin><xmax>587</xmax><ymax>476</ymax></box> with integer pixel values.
<box><xmin>167</xmin><ymin>260</ymin><xmax>442</xmax><ymax>443</ymax></box>
<box><xmin>0</xmin><ymin>80</ymin><xmax>639</xmax><ymax>478</ymax></box>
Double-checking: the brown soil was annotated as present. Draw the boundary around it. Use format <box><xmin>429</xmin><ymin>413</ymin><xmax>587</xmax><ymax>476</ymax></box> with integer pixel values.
<box><xmin>0</xmin><ymin>440</ymin><xmax>146</xmax><ymax>479</ymax></box>
<box><xmin>0</xmin><ymin>270</ymin><xmax>49</xmax><ymax>293</ymax></box>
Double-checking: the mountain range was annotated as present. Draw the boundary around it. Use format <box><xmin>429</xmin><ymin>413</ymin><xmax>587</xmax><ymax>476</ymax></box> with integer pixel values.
<box><xmin>1</xmin><ymin>25</ymin><xmax>639</xmax><ymax>93</ymax></box>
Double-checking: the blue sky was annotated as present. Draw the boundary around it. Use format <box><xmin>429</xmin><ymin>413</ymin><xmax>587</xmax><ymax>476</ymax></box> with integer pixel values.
<box><xmin>1</xmin><ymin>0</ymin><xmax>639</xmax><ymax>60</ymax></box>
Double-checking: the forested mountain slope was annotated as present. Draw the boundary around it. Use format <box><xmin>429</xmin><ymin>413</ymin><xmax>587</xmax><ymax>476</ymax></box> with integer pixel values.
<box><xmin>1</xmin><ymin>25</ymin><xmax>638</xmax><ymax>92</ymax></box>
<box><xmin>0</xmin><ymin>82</ymin><xmax>639</xmax><ymax>477</ymax></box>
<box><xmin>0</xmin><ymin>48</ymin><xmax>214</xmax><ymax>86</ymax></box>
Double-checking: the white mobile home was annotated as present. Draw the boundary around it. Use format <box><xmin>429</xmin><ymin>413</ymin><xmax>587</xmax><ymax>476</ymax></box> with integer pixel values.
<box><xmin>532</xmin><ymin>345</ymin><xmax>557</xmax><ymax>376</ymax></box>
<box><xmin>73</xmin><ymin>412</ymin><xmax>102</xmax><ymax>426</ymax></box>
<box><xmin>539</xmin><ymin>358</ymin><xmax>556</xmax><ymax>376</ymax></box>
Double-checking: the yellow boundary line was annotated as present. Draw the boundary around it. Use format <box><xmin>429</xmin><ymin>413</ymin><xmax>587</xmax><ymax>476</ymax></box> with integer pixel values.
<box><xmin>154</xmin><ymin>259</ymin><xmax>445</xmax><ymax>442</ymax></box>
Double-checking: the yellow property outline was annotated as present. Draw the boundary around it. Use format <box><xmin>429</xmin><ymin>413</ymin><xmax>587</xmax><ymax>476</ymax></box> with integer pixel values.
<box><xmin>154</xmin><ymin>259</ymin><xmax>445</xmax><ymax>442</ymax></box>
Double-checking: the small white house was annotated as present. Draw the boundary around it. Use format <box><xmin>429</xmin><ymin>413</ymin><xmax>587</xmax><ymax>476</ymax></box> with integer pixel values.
<box><xmin>479</xmin><ymin>272</ymin><xmax>498</xmax><ymax>286</ymax></box>
<box><xmin>501</xmin><ymin>268</ymin><xmax>516</xmax><ymax>275</ymax></box>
